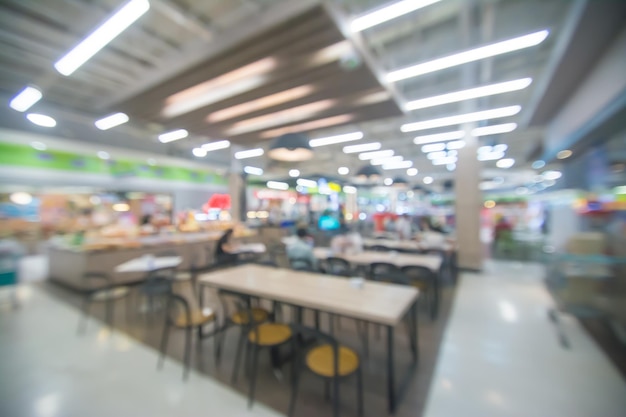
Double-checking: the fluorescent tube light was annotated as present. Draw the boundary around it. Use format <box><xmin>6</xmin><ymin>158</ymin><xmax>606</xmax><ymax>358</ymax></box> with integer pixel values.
<box><xmin>371</xmin><ymin>156</ymin><xmax>403</xmax><ymax>165</ymax></box>
<box><xmin>423</xmin><ymin>176</ymin><xmax>433</xmax><ymax>184</ymax></box>
<box><xmin>471</xmin><ymin>123</ymin><xmax>517</xmax><ymax>137</ymax></box>
<box><xmin>267</xmin><ymin>181</ymin><xmax>289</xmax><ymax>190</ymax></box>
<box><xmin>387</xmin><ymin>30</ymin><xmax>548</xmax><ymax>82</ymax></box>
<box><xmin>95</xmin><ymin>112</ymin><xmax>129</xmax><ymax>130</ymax></box>
<box><xmin>477</xmin><ymin>151</ymin><xmax>505</xmax><ymax>161</ymax></box>
<box><xmin>158</xmin><ymin>129</ymin><xmax>188</xmax><ymax>143</ymax></box>
<box><xmin>259</xmin><ymin>114</ymin><xmax>353</xmax><ymax>139</ymax></box>
<box><xmin>192</xmin><ymin>148</ymin><xmax>207</xmax><ymax>157</ymax></box>
<box><xmin>413</xmin><ymin>130</ymin><xmax>465</xmax><ymax>144</ymax></box>
<box><xmin>235</xmin><ymin>148</ymin><xmax>264</xmax><ymax>159</ymax></box>
<box><xmin>421</xmin><ymin>143</ymin><xmax>447</xmax><ymax>153</ymax></box>
<box><xmin>9</xmin><ymin>86</ymin><xmax>42</xmax><ymax>112</ymax></box>
<box><xmin>201</xmin><ymin>140</ymin><xmax>231</xmax><ymax>152</ymax></box>
<box><xmin>543</xmin><ymin>170</ymin><xmax>562</xmax><ymax>180</ymax></box>
<box><xmin>289</xmin><ymin>169</ymin><xmax>300</xmax><ymax>177</ymax></box>
<box><xmin>496</xmin><ymin>158</ymin><xmax>515</xmax><ymax>168</ymax></box>
<box><xmin>351</xmin><ymin>0</ymin><xmax>441</xmax><ymax>32</ymax></box>
<box><xmin>26</xmin><ymin>113</ymin><xmax>56</xmax><ymax>127</ymax></box>
<box><xmin>343</xmin><ymin>185</ymin><xmax>357</xmax><ymax>194</ymax></box>
<box><xmin>244</xmin><ymin>166</ymin><xmax>263</xmax><ymax>175</ymax></box>
<box><xmin>427</xmin><ymin>151</ymin><xmax>448</xmax><ymax>160</ymax></box>
<box><xmin>404</xmin><ymin>78</ymin><xmax>532</xmax><ymax>111</ymax></box>
<box><xmin>97</xmin><ymin>151</ymin><xmax>110</xmax><ymax>160</ymax></box>
<box><xmin>343</xmin><ymin>142</ymin><xmax>381</xmax><ymax>154</ymax></box>
<box><xmin>432</xmin><ymin>156</ymin><xmax>458</xmax><ymax>165</ymax></box>
<box><xmin>401</xmin><ymin>105</ymin><xmax>521</xmax><ymax>133</ymax></box>
<box><xmin>478</xmin><ymin>144</ymin><xmax>508</xmax><ymax>154</ymax></box>
<box><xmin>446</xmin><ymin>140</ymin><xmax>466</xmax><ymax>150</ymax></box>
<box><xmin>383</xmin><ymin>160</ymin><xmax>413</xmax><ymax>170</ymax></box>
<box><xmin>296</xmin><ymin>179</ymin><xmax>317</xmax><ymax>188</ymax></box>
<box><xmin>309</xmin><ymin>131</ymin><xmax>364</xmax><ymax>147</ymax></box>
<box><xmin>54</xmin><ymin>0</ymin><xmax>150</xmax><ymax>76</ymax></box>
<box><xmin>359</xmin><ymin>150</ymin><xmax>394</xmax><ymax>160</ymax></box>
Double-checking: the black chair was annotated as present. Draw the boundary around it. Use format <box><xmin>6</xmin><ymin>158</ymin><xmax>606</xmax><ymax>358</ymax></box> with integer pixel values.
<box><xmin>325</xmin><ymin>257</ymin><xmax>352</xmax><ymax>277</ymax></box>
<box><xmin>369</xmin><ymin>262</ymin><xmax>408</xmax><ymax>284</ymax></box>
<box><xmin>370</xmin><ymin>245</ymin><xmax>391</xmax><ymax>252</ymax></box>
<box><xmin>137</xmin><ymin>267</ymin><xmax>176</xmax><ymax>321</ymax></box>
<box><xmin>158</xmin><ymin>292</ymin><xmax>219</xmax><ymax>380</ymax></box>
<box><xmin>289</xmin><ymin>257</ymin><xmax>316</xmax><ymax>272</ymax></box>
<box><xmin>288</xmin><ymin>325</ymin><xmax>363</xmax><ymax>417</ymax></box>
<box><xmin>78</xmin><ymin>272</ymin><xmax>131</xmax><ymax>333</ymax></box>
<box><xmin>232</xmin><ymin>307</ymin><xmax>293</xmax><ymax>409</ymax></box>
<box><xmin>401</xmin><ymin>265</ymin><xmax>437</xmax><ymax>320</ymax></box>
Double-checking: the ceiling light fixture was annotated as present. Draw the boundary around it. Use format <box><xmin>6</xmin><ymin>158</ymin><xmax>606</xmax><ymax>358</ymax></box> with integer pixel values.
<box><xmin>401</xmin><ymin>105</ymin><xmax>521</xmax><ymax>133</ymax></box>
<box><xmin>296</xmin><ymin>178</ymin><xmax>317</xmax><ymax>188</ymax></box>
<box><xmin>359</xmin><ymin>149</ymin><xmax>394</xmax><ymax>160</ymax></box>
<box><xmin>163</xmin><ymin>57</ymin><xmax>277</xmax><ymax>118</ymax></box>
<box><xmin>383</xmin><ymin>178</ymin><xmax>393</xmax><ymax>186</ymax></box>
<box><xmin>26</xmin><ymin>113</ymin><xmax>56</xmax><ymax>127</ymax></box>
<box><xmin>309</xmin><ymin>131</ymin><xmax>363</xmax><ymax>147</ymax></box>
<box><xmin>386</xmin><ymin>30</ymin><xmax>549</xmax><ymax>82</ymax></box>
<box><xmin>356</xmin><ymin>165</ymin><xmax>382</xmax><ymax>179</ymax></box>
<box><xmin>54</xmin><ymin>0</ymin><xmax>150</xmax><ymax>76</ymax></box>
<box><xmin>158</xmin><ymin>129</ymin><xmax>188</xmax><ymax>143</ymax></box>
<box><xmin>413</xmin><ymin>130</ymin><xmax>465</xmax><ymax>145</ymax></box>
<box><xmin>471</xmin><ymin>122</ymin><xmax>518</xmax><ymax>137</ymax></box>
<box><xmin>10</xmin><ymin>192</ymin><xmax>33</xmax><ymax>205</ymax></box>
<box><xmin>343</xmin><ymin>142</ymin><xmax>381</xmax><ymax>154</ymax></box>
<box><xmin>268</xmin><ymin>133</ymin><xmax>313</xmax><ymax>161</ymax></box>
<box><xmin>338</xmin><ymin>167</ymin><xmax>350</xmax><ymax>175</ymax></box>
<box><xmin>446</xmin><ymin>163</ymin><xmax>456</xmax><ymax>171</ymax></box>
<box><xmin>192</xmin><ymin>147</ymin><xmax>207</xmax><ymax>157</ymax></box>
<box><xmin>557</xmin><ymin>149</ymin><xmax>572</xmax><ymax>159</ymax></box>
<box><xmin>423</xmin><ymin>176</ymin><xmax>434</xmax><ymax>184</ymax></box>
<box><xmin>432</xmin><ymin>156</ymin><xmax>458</xmax><ymax>165</ymax></box>
<box><xmin>405</xmin><ymin>78</ymin><xmax>532</xmax><ymax>111</ymax></box>
<box><xmin>446</xmin><ymin>140</ymin><xmax>466</xmax><ymax>150</ymax></box>
<box><xmin>9</xmin><ymin>86</ymin><xmax>42</xmax><ymax>112</ymax></box>
<box><xmin>234</xmin><ymin>148</ymin><xmax>264</xmax><ymax>159</ymax></box>
<box><xmin>202</xmin><ymin>140</ymin><xmax>231</xmax><ymax>152</ymax></box>
<box><xmin>421</xmin><ymin>143</ymin><xmax>447</xmax><ymax>153</ymax></box>
<box><xmin>31</xmin><ymin>141</ymin><xmax>47</xmax><ymax>151</ymax></box>
<box><xmin>350</xmin><ymin>0</ymin><xmax>441</xmax><ymax>32</ymax></box>
<box><xmin>543</xmin><ymin>170</ymin><xmax>562</xmax><ymax>180</ymax></box>
<box><xmin>371</xmin><ymin>156</ymin><xmax>403</xmax><ymax>165</ymax></box>
<box><xmin>97</xmin><ymin>151</ymin><xmax>110</xmax><ymax>160</ymax></box>
<box><xmin>478</xmin><ymin>144</ymin><xmax>508</xmax><ymax>154</ymax></box>
<box><xmin>383</xmin><ymin>161</ymin><xmax>413</xmax><ymax>170</ymax></box>
<box><xmin>427</xmin><ymin>151</ymin><xmax>448</xmax><ymax>160</ymax></box>
<box><xmin>207</xmin><ymin>85</ymin><xmax>315</xmax><ymax>123</ymax></box>
<box><xmin>267</xmin><ymin>181</ymin><xmax>289</xmax><ymax>190</ymax></box>
<box><xmin>343</xmin><ymin>185</ymin><xmax>357</xmax><ymax>194</ymax></box>
<box><xmin>95</xmin><ymin>112</ymin><xmax>129</xmax><ymax>130</ymax></box>
<box><xmin>532</xmin><ymin>160</ymin><xmax>546</xmax><ymax>169</ymax></box>
<box><xmin>289</xmin><ymin>169</ymin><xmax>300</xmax><ymax>177</ymax></box>
<box><xmin>407</xmin><ymin>168</ymin><xmax>418</xmax><ymax>176</ymax></box>
<box><xmin>496</xmin><ymin>158</ymin><xmax>515</xmax><ymax>168</ymax></box>
<box><xmin>244</xmin><ymin>166</ymin><xmax>263</xmax><ymax>175</ymax></box>
<box><xmin>259</xmin><ymin>114</ymin><xmax>354</xmax><ymax>139</ymax></box>
<box><xmin>477</xmin><ymin>151</ymin><xmax>505</xmax><ymax>161</ymax></box>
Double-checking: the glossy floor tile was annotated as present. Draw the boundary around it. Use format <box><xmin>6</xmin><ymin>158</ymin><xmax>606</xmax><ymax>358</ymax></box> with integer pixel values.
<box><xmin>0</xmin><ymin>285</ymin><xmax>284</xmax><ymax>417</ymax></box>
<box><xmin>423</xmin><ymin>260</ymin><xmax>626</xmax><ymax>417</ymax></box>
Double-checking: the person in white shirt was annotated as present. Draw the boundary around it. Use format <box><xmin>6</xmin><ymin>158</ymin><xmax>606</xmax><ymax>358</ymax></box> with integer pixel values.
<box><xmin>396</xmin><ymin>214</ymin><xmax>412</xmax><ymax>240</ymax></box>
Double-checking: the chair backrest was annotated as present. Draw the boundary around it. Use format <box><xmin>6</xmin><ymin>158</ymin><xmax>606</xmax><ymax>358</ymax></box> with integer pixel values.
<box><xmin>164</xmin><ymin>293</ymin><xmax>191</xmax><ymax>325</ymax></box>
<box><xmin>370</xmin><ymin>245</ymin><xmax>391</xmax><ymax>252</ymax></box>
<box><xmin>401</xmin><ymin>265</ymin><xmax>435</xmax><ymax>287</ymax></box>
<box><xmin>289</xmin><ymin>324</ymin><xmax>342</xmax><ymax>376</ymax></box>
<box><xmin>370</xmin><ymin>262</ymin><xmax>408</xmax><ymax>284</ymax></box>
<box><xmin>290</xmin><ymin>258</ymin><xmax>315</xmax><ymax>272</ymax></box>
<box><xmin>326</xmin><ymin>257</ymin><xmax>351</xmax><ymax>277</ymax></box>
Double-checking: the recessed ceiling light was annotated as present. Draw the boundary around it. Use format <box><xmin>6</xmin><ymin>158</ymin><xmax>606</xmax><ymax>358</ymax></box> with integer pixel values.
<box><xmin>244</xmin><ymin>166</ymin><xmax>263</xmax><ymax>175</ymax></box>
<box><xmin>423</xmin><ymin>176</ymin><xmax>434</xmax><ymax>184</ymax></box>
<box><xmin>383</xmin><ymin>178</ymin><xmax>393</xmax><ymax>186</ymax></box>
<box><xmin>496</xmin><ymin>158</ymin><xmax>515</xmax><ymax>168</ymax></box>
<box><xmin>158</xmin><ymin>129</ymin><xmax>188</xmax><ymax>143</ymax></box>
<box><xmin>31</xmin><ymin>141</ymin><xmax>46</xmax><ymax>151</ymax></box>
<box><xmin>557</xmin><ymin>150</ymin><xmax>572</xmax><ymax>159</ymax></box>
<box><xmin>26</xmin><ymin>113</ymin><xmax>56</xmax><ymax>127</ymax></box>
<box><xmin>343</xmin><ymin>142</ymin><xmax>381</xmax><ymax>154</ymax></box>
<box><xmin>407</xmin><ymin>168</ymin><xmax>418</xmax><ymax>176</ymax></box>
<box><xmin>267</xmin><ymin>181</ymin><xmax>289</xmax><ymax>190</ymax></box>
<box><xmin>543</xmin><ymin>170</ymin><xmax>562</xmax><ymax>180</ymax></box>
<box><xmin>413</xmin><ymin>130</ymin><xmax>465</xmax><ymax>144</ymax></box>
<box><xmin>350</xmin><ymin>0</ymin><xmax>441</xmax><ymax>32</ymax></box>
<box><xmin>386</xmin><ymin>30</ymin><xmax>548</xmax><ymax>82</ymax></box>
<box><xmin>54</xmin><ymin>0</ymin><xmax>150</xmax><ymax>76</ymax></box>
<box><xmin>234</xmin><ymin>148</ymin><xmax>264</xmax><ymax>159</ymax></box>
<box><xmin>383</xmin><ymin>160</ymin><xmax>413</xmax><ymax>170</ymax></box>
<box><xmin>97</xmin><ymin>151</ymin><xmax>110</xmax><ymax>160</ymax></box>
<box><xmin>446</xmin><ymin>140</ymin><xmax>466</xmax><ymax>150</ymax></box>
<box><xmin>471</xmin><ymin>123</ymin><xmax>517</xmax><ymax>137</ymax></box>
<box><xmin>259</xmin><ymin>114</ymin><xmax>354</xmax><ymax>139</ymax></box>
<box><xmin>359</xmin><ymin>149</ymin><xmax>394</xmax><ymax>160</ymax></box>
<box><xmin>422</xmin><ymin>143</ymin><xmax>447</xmax><ymax>153</ymax></box>
<box><xmin>401</xmin><ymin>106</ymin><xmax>521</xmax><ymax>133</ymax></box>
<box><xmin>202</xmin><ymin>140</ymin><xmax>230</xmax><ymax>152</ymax></box>
<box><xmin>296</xmin><ymin>178</ymin><xmax>317</xmax><ymax>188</ymax></box>
<box><xmin>10</xmin><ymin>86</ymin><xmax>42</xmax><ymax>112</ymax></box>
<box><xmin>532</xmin><ymin>160</ymin><xmax>545</xmax><ymax>169</ymax></box>
<box><xmin>309</xmin><ymin>131</ymin><xmax>363</xmax><ymax>147</ymax></box>
<box><xmin>95</xmin><ymin>112</ymin><xmax>129</xmax><ymax>130</ymax></box>
<box><xmin>404</xmin><ymin>78</ymin><xmax>532</xmax><ymax>111</ymax></box>
<box><xmin>289</xmin><ymin>169</ymin><xmax>300</xmax><ymax>177</ymax></box>
<box><xmin>338</xmin><ymin>167</ymin><xmax>350</xmax><ymax>175</ymax></box>
<box><xmin>427</xmin><ymin>151</ymin><xmax>447</xmax><ymax>160</ymax></box>
<box><xmin>371</xmin><ymin>155</ymin><xmax>403</xmax><ymax>165</ymax></box>
<box><xmin>192</xmin><ymin>147</ymin><xmax>207</xmax><ymax>157</ymax></box>
<box><xmin>432</xmin><ymin>156</ymin><xmax>458</xmax><ymax>165</ymax></box>
<box><xmin>477</xmin><ymin>151</ymin><xmax>505</xmax><ymax>161</ymax></box>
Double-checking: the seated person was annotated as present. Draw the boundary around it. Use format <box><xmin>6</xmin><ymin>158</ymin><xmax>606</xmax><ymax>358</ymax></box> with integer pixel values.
<box><xmin>286</xmin><ymin>228</ymin><xmax>317</xmax><ymax>271</ymax></box>
<box><xmin>215</xmin><ymin>228</ymin><xmax>238</xmax><ymax>265</ymax></box>
<box><xmin>330</xmin><ymin>226</ymin><xmax>363</xmax><ymax>254</ymax></box>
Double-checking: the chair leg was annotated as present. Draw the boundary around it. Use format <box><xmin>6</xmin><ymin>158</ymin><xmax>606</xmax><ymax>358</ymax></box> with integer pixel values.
<box><xmin>105</xmin><ymin>295</ymin><xmax>114</xmax><ymax>329</ymax></box>
<box><xmin>314</xmin><ymin>310</ymin><xmax>320</xmax><ymax>330</ymax></box>
<box><xmin>158</xmin><ymin>321</ymin><xmax>170</xmax><ymax>370</ymax></box>
<box><xmin>125</xmin><ymin>294</ymin><xmax>132</xmax><ymax>327</ymax></box>
<box><xmin>232</xmin><ymin>327</ymin><xmax>246</xmax><ymax>384</ymax></box>
<box><xmin>329</xmin><ymin>314</ymin><xmax>335</xmax><ymax>336</ymax></box>
<box><xmin>357</xmin><ymin>321</ymin><xmax>369</xmax><ymax>359</ymax></box>
<box><xmin>183</xmin><ymin>327</ymin><xmax>192</xmax><ymax>381</ymax></box>
<box><xmin>332</xmin><ymin>375</ymin><xmax>340</xmax><ymax>417</ymax></box>
<box><xmin>248</xmin><ymin>343</ymin><xmax>259</xmax><ymax>409</ymax></box>
<box><xmin>324</xmin><ymin>379</ymin><xmax>330</xmax><ymax>402</ymax></box>
<box><xmin>356</xmin><ymin>368</ymin><xmax>364</xmax><ymax>417</ymax></box>
<box><xmin>288</xmin><ymin>356</ymin><xmax>301</xmax><ymax>417</ymax></box>
<box><xmin>78</xmin><ymin>296</ymin><xmax>91</xmax><ymax>334</ymax></box>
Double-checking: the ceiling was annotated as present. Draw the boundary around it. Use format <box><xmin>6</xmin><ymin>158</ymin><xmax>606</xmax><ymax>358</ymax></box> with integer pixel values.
<box><xmin>0</xmin><ymin>0</ymin><xmax>624</xmax><ymax>192</ymax></box>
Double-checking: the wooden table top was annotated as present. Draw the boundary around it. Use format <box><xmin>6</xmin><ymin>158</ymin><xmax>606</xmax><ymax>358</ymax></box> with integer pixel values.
<box><xmin>362</xmin><ymin>238</ymin><xmax>454</xmax><ymax>252</ymax></box>
<box><xmin>313</xmin><ymin>248</ymin><xmax>442</xmax><ymax>272</ymax></box>
<box><xmin>198</xmin><ymin>264</ymin><xmax>419</xmax><ymax>326</ymax></box>
<box><xmin>115</xmin><ymin>256</ymin><xmax>182</xmax><ymax>273</ymax></box>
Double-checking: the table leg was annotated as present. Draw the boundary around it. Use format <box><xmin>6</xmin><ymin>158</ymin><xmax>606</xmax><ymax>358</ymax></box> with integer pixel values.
<box><xmin>387</xmin><ymin>325</ymin><xmax>396</xmax><ymax>414</ymax></box>
<box><xmin>413</xmin><ymin>300</ymin><xmax>419</xmax><ymax>364</ymax></box>
<box><xmin>432</xmin><ymin>273</ymin><xmax>440</xmax><ymax>320</ymax></box>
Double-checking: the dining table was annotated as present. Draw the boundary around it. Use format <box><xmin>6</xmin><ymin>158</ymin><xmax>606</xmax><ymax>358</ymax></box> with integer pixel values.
<box><xmin>197</xmin><ymin>264</ymin><xmax>420</xmax><ymax>414</ymax></box>
<box><xmin>114</xmin><ymin>255</ymin><xmax>182</xmax><ymax>273</ymax></box>
<box><xmin>313</xmin><ymin>247</ymin><xmax>442</xmax><ymax>272</ymax></box>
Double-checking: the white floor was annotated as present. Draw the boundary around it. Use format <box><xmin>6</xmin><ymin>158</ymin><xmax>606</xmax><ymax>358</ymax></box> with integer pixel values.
<box><xmin>423</xmin><ymin>260</ymin><xmax>626</xmax><ymax>417</ymax></box>
<box><xmin>0</xmin><ymin>285</ymin><xmax>283</xmax><ymax>417</ymax></box>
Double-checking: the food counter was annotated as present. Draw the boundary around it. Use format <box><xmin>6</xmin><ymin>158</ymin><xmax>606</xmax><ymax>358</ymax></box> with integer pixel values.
<box><xmin>48</xmin><ymin>230</ymin><xmax>259</xmax><ymax>290</ymax></box>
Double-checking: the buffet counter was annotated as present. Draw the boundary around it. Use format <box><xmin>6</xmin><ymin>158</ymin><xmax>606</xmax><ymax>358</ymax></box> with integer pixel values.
<box><xmin>48</xmin><ymin>231</ymin><xmax>259</xmax><ymax>290</ymax></box>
